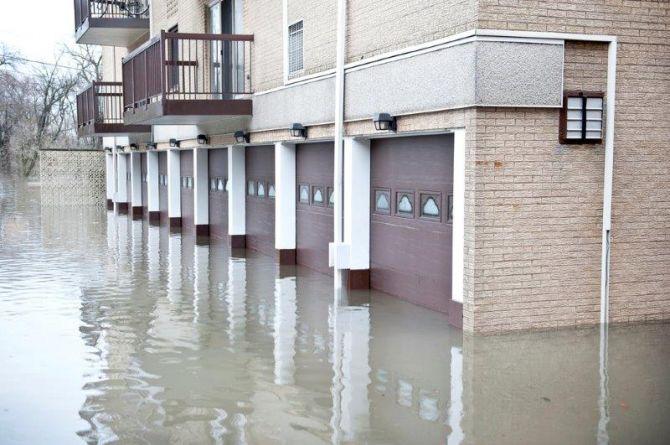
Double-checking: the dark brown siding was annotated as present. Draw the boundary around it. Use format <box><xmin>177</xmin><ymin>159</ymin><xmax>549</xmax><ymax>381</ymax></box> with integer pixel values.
<box><xmin>180</xmin><ymin>150</ymin><xmax>194</xmax><ymax>230</ymax></box>
<box><xmin>158</xmin><ymin>151</ymin><xmax>168</xmax><ymax>223</ymax></box>
<box><xmin>208</xmin><ymin>148</ymin><xmax>228</xmax><ymax>241</ymax></box>
<box><xmin>370</xmin><ymin>135</ymin><xmax>454</xmax><ymax>313</ymax></box>
<box><xmin>296</xmin><ymin>142</ymin><xmax>334</xmax><ymax>275</ymax></box>
<box><xmin>140</xmin><ymin>153</ymin><xmax>147</xmax><ymax>211</ymax></box>
<box><xmin>245</xmin><ymin>145</ymin><xmax>275</xmax><ymax>256</ymax></box>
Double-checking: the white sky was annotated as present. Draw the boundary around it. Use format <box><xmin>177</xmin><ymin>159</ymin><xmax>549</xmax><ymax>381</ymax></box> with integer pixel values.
<box><xmin>0</xmin><ymin>0</ymin><xmax>76</xmax><ymax>65</ymax></box>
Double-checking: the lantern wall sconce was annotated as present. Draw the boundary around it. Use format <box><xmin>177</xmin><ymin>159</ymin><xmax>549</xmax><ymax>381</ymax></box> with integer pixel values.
<box><xmin>129</xmin><ymin>143</ymin><xmax>139</xmax><ymax>150</ymax></box>
<box><xmin>373</xmin><ymin>113</ymin><xmax>397</xmax><ymax>132</ymax></box>
<box><xmin>234</xmin><ymin>130</ymin><xmax>250</xmax><ymax>144</ymax></box>
<box><xmin>169</xmin><ymin>138</ymin><xmax>180</xmax><ymax>148</ymax></box>
<box><xmin>289</xmin><ymin>123</ymin><xmax>307</xmax><ymax>139</ymax></box>
<box><xmin>197</xmin><ymin>134</ymin><xmax>209</xmax><ymax>145</ymax></box>
<box><xmin>147</xmin><ymin>143</ymin><xmax>157</xmax><ymax>150</ymax></box>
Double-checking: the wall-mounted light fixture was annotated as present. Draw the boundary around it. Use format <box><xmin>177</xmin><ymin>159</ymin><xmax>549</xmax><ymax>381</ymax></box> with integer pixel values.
<box><xmin>197</xmin><ymin>134</ymin><xmax>209</xmax><ymax>145</ymax></box>
<box><xmin>289</xmin><ymin>123</ymin><xmax>307</xmax><ymax>139</ymax></box>
<box><xmin>104</xmin><ymin>147</ymin><xmax>112</xmax><ymax>153</ymax></box>
<box><xmin>129</xmin><ymin>143</ymin><xmax>139</xmax><ymax>150</ymax></box>
<box><xmin>373</xmin><ymin>113</ymin><xmax>397</xmax><ymax>132</ymax></box>
<box><xmin>234</xmin><ymin>130</ymin><xmax>250</xmax><ymax>144</ymax></box>
<box><xmin>146</xmin><ymin>142</ymin><xmax>157</xmax><ymax>150</ymax></box>
<box><xmin>169</xmin><ymin>138</ymin><xmax>180</xmax><ymax>148</ymax></box>
<box><xmin>116</xmin><ymin>145</ymin><xmax>124</xmax><ymax>151</ymax></box>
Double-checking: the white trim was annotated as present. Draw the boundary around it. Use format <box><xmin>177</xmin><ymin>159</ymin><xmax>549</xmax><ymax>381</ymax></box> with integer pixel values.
<box><xmin>274</xmin><ymin>142</ymin><xmax>297</xmax><ymax>250</ymax></box>
<box><xmin>452</xmin><ymin>129</ymin><xmax>466</xmax><ymax>304</ymax></box>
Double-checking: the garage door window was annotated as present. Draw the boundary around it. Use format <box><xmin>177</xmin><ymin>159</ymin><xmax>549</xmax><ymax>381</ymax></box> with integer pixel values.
<box><xmin>420</xmin><ymin>193</ymin><xmax>441</xmax><ymax>221</ymax></box>
<box><xmin>327</xmin><ymin>187</ymin><xmax>334</xmax><ymax>207</ymax></box>
<box><xmin>312</xmin><ymin>186</ymin><xmax>324</xmax><ymax>206</ymax></box>
<box><xmin>268</xmin><ymin>183</ymin><xmax>275</xmax><ymax>198</ymax></box>
<box><xmin>217</xmin><ymin>178</ymin><xmax>225</xmax><ymax>191</ymax></box>
<box><xmin>374</xmin><ymin>188</ymin><xmax>391</xmax><ymax>215</ymax></box>
<box><xmin>396</xmin><ymin>191</ymin><xmax>414</xmax><ymax>218</ymax></box>
<box><xmin>447</xmin><ymin>194</ymin><xmax>454</xmax><ymax>222</ymax></box>
<box><xmin>257</xmin><ymin>181</ymin><xmax>266</xmax><ymax>198</ymax></box>
<box><xmin>247</xmin><ymin>180</ymin><xmax>256</xmax><ymax>196</ymax></box>
<box><xmin>299</xmin><ymin>184</ymin><xmax>310</xmax><ymax>204</ymax></box>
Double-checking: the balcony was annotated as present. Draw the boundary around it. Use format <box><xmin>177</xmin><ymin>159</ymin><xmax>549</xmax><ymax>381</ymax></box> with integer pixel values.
<box><xmin>76</xmin><ymin>82</ymin><xmax>151</xmax><ymax>137</ymax></box>
<box><xmin>122</xmin><ymin>31</ymin><xmax>253</xmax><ymax>126</ymax></box>
<box><xmin>74</xmin><ymin>0</ymin><xmax>149</xmax><ymax>46</ymax></box>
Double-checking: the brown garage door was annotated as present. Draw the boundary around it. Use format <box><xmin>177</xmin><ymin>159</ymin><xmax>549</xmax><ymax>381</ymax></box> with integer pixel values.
<box><xmin>159</xmin><ymin>151</ymin><xmax>168</xmax><ymax>223</ymax></box>
<box><xmin>180</xmin><ymin>150</ymin><xmax>194</xmax><ymax>230</ymax></box>
<box><xmin>296</xmin><ymin>142</ymin><xmax>334</xmax><ymax>275</ymax></box>
<box><xmin>370</xmin><ymin>135</ymin><xmax>454</xmax><ymax>313</ymax></box>
<box><xmin>141</xmin><ymin>153</ymin><xmax>147</xmax><ymax>213</ymax></box>
<box><xmin>245</xmin><ymin>145</ymin><xmax>275</xmax><ymax>256</ymax></box>
<box><xmin>208</xmin><ymin>148</ymin><xmax>228</xmax><ymax>241</ymax></box>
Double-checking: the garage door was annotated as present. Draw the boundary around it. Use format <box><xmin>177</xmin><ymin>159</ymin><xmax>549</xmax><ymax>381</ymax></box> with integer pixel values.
<box><xmin>245</xmin><ymin>145</ymin><xmax>275</xmax><ymax>256</ymax></box>
<box><xmin>158</xmin><ymin>151</ymin><xmax>168</xmax><ymax>223</ymax></box>
<box><xmin>180</xmin><ymin>149</ymin><xmax>194</xmax><ymax>230</ymax></box>
<box><xmin>296</xmin><ymin>142</ymin><xmax>334</xmax><ymax>275</ymax></box>
<box><xmin>370</xmin><ymin>135</ymin><xmax>454</xmax><ymax>313</ymax></box>
<box><xmin>141</xmin><ymin>152</ymin><xmax>147</xmax><ymax>215</ymax></box>
<box><xmin>208</xmin><ymin>148</ymin><xmax>228</xmax><ymax>241</ymax></box>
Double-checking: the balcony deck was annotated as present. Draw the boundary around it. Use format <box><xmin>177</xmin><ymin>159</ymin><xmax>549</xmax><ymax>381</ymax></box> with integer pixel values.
<box><xmin>74</xmin><ymin>0</ymin><xmax>149</xmax><ymax>46</ymax></box>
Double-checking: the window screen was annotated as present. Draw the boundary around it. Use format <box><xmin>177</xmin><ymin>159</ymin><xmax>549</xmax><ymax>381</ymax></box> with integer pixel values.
<box><xmin>288</xmin><ymin>21</ymin><xmax>304</xmax><ymax>74</ymax></box>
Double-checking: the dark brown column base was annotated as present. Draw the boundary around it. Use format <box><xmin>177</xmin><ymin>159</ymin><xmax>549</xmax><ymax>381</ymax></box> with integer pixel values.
<box><xmin>132</xmin><ymin>206</ymin><xmax>143</xmax><ymax>220</ymax></box>
<box><xmin>169</xmin><ymin>217</ymin><xmax>182</xmax><ymax>233</ymax></box>
<box><xmin>345</xmin><ymin>269</ymin><xmax>371</xmax><ymax>290</ymax></box>
<box><xmin>106</xmin><ymin>199</ymin><xmax>114</xmax><ymax>210</ymax></box>
<box><xmin>276</xmin><ymin>249</ymin><xmax>297</xmax><ymax>265</ymax></box>
<box><xmin>229</xmin><ymin>234</ymin><xmax>246</xmax><ymax>249</ymax></box>
<box><xmin>446</xmin><ymin>301</ymin><xmax>463</xmax><ymax>329</ymax></box>
<box><xmin>195</xmin><ymin>225</ymin><xmax>210</xmax><ymax>245</ymax></box>
<box><xmin>148</xmin><ymin>211</ymin><xmax>161</xmax><ymax>225</ymax></box>
<box><xmin>117</xmin><ymin>202</ymin><xmax>129</xmax><ymax>215</ymax></box>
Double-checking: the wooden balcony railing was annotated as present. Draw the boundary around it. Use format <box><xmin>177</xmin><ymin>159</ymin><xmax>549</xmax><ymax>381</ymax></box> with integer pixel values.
<box><xmin>74</xmin><ymin>0</ymin><xmax>150</xmax><ymax>30</ymax></box>
<box><xmin>76</xmin><ymin>82</ymin><xmax>150</xmax><ymax>136</ymax></box>
<box><xmin>122</xmin><ymin>31</ymin><xmax>254</xmax><ymax>112</ymax></box>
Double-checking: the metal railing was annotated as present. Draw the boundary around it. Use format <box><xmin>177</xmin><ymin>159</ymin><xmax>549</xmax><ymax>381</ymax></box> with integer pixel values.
<box><xmin>74</xmin><ymin>0</ymin><xmax>150</xmax><ymax>29</ymax></box>
<box><xmin>122</xmin><ymin>31</ymin><xmax>254</xmax><ymax>111</ymax></box>
<box><xmin>76</xmin><ymin>82</ymin><xmax>124</xmax><ymax>128</ymax></box>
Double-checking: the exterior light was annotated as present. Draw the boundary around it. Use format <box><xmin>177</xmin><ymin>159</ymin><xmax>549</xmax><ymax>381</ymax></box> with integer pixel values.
<box><xmin>234</xmin><ymin>130</ymin><xmax>249</xmax><ymax>144</ymax></box>
<box><xmin>169</xmin><ymin>138</ymin><xmax>180</xmax><ymax>148</ymax></box>
<box><xmin>130</xmin><ymin>143</ymin><xmax>139</xmax><ymax>150</ymax></box>
<box><xmin>289</xmin><ymin>123</ymin><xmax>307</xmax><ymax>139</ymax></box>
<box><xmin>104</xmin><ymin>147</ymin><xmax>112</xmax><ymax>153</ymax></box>
<box><xmin>116</xmin><ymin>145</ymin><xmax>124</xmax><ymax>151</ymax></box>
<box><xmin>147</xmin><ymin>142</ymin><xmax>157</xmax><ymax>150</ymax></box>
<box><xmin>373</xmin><ymin>113</ymin><xmax>397</xmax><ymax>132</ymax></box>
<box><xmin>197</xmin><ymin>134</ymin><xmax>209</xmax><ymax>145</ymax></box>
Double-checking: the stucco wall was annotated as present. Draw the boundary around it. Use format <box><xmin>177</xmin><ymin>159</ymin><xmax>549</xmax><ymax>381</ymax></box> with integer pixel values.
<box><xmin>39</xmin><ymin>150</ymin><xmax>106</xmax><ymax>206</ymax></box>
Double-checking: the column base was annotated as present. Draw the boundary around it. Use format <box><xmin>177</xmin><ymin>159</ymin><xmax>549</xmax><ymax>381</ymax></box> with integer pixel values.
<box><xmin>132</xmin><ymin>206</ymin><xmax>143</xmax><ymax>220</ymax></box>
<box><xmin>169</xmin><ymin>217</ymin><xmax>182</xmax><ymax>233</ymax></box>
<box><xmin>345</xmin><ymin>269</ymin><xmax>370</xmax><ymax>290</ymax></box>
<box><xmin>106</xmin><ymin>199</ymin><xmax>113</xmax><ymax>210</ymax></box>
<box><xmin>117</xmin><ymin>202</ymin><xmax>129</xmax><ymax>215</ymax></box>
<box><xmin>229</xmin><ymin>234</ymin><xmax>246</xmax><ymax>249</ymax></box>
<box><xmin>276</xmin><ymin>249</ymin><xmax>296</xmax><ymax>265</ymax></box>
<box><xmin>196</xmin><ymin>225</ymin><xmax>210</xmax><ymax>245</ymax></box>
<box><xmin>446</xmin><ymin>300</ymin><xmax>463</xmax><ymax>329</ymax></box>
<box><xmin>148</xmin><ymin>211</ymin><xmax>161</xmax><ymax>225</ymax></box>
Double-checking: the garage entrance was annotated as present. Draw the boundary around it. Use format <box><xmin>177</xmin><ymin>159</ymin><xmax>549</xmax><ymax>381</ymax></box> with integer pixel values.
<box><xmin>370</xmin><ymin>134</ymin><xmax>454</xmax><ymax>313</ymax></box>
<box><xmin>208</xmin><ymin>148</ymin><xmax>228</xmax><ymax>241</ymax></box>
<box><xmin>296</xmin><ymin>142</ymin><xmax>334</xmax><ymax>275</ymax></box>
<box><xmin>180</xmin><ymin>150</ymin><xmax>194</xmax><ymax>230</ymax></box>
<box><xmin>245</xmin><ymin>145</ymin><xmax>275</xmax><ymax>256</ymax></box>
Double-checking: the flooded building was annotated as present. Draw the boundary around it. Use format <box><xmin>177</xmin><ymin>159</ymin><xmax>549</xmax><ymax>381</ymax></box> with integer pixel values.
<box><xmin>73</xmin><ymin>0</ymin><xmax>670</xmax><ymax>333</ymax></box>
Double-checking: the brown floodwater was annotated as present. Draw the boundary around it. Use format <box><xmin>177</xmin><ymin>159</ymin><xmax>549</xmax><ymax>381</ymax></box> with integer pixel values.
<box><xmin>0</xmin><ymin>176</ymin><xmax>668</xmax><ymax>445</ymax></box>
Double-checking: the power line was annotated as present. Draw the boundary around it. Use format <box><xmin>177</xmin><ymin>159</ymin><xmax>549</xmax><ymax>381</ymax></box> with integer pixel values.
<box><xmin>3</xmin><ymin>56</ymin><xmax>81</xmax><ymax>72</ymax></box>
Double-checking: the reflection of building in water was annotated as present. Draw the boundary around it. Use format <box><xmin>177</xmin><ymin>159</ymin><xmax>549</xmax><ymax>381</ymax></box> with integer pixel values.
<box><xmin>274</xmin><ymin>275</ymin><xmax>297</xmax><ymax>385</ymax></box>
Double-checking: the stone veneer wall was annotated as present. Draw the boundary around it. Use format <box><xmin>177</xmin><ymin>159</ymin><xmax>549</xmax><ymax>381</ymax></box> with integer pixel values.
<box><xmin>39</xmin><ymin>149</ymin><xmax>106</xmax><ymax>206</ymax></box>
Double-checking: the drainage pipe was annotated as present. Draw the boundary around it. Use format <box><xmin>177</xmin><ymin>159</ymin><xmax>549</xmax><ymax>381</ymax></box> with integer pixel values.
<box><xmin>333</xmin><ymin>0</ymin><xmax>347</xmax><ymax>290</ymax></box>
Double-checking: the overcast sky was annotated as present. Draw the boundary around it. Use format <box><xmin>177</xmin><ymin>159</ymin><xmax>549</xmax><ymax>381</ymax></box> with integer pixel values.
<box><xmin>0</xmin><ymin>0</ymin><xmax>75</xmax><ymax>66</ymax></box>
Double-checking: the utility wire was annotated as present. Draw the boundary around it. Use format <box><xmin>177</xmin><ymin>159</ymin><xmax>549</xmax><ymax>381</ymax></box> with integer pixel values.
<box><xmin>3</xmin><ymin>56</ymin><xmax>81</xmax><ymax>72</ymax></box>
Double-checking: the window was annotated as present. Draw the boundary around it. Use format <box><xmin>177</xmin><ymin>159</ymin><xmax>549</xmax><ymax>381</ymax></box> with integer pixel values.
<box><xmin>247</xmin><ymin>180</ymin><xmax>256</xmax><ymax>196</ymax></box>
<box><xmin>181</xmin><ymin>176</ymin><xmax>187</xmax><ymax>188</ymax></box>
<box><xmin>210</xmin><ymin>178</ymin><xmax>217</xmax><ymax>191</ymax></box>
<box><xmin>268</xmin><ymin>183</ymin><xmax>276</xmax><ymax>198</ymax></box>
<box><xmin>396</xmin><ymin>191</ymin><xmax>414</xmax><ymax>218</ymax></box>
<box><xmin>374</xmin><ymin>188</ymin><xmax>391</xmax><ymax>215</ymax></box>
<box><xmin>187</xmin><ymin>176</ymin><xmax>193</xmax><ymax>189</ymax></box>
<box><xmin>167</xmin><ymin>25</ymin><xmax>179</xmax><ymax>91</ymax></box>
<box><xmin>288</xmin><ymin>21</ymin><xmax>304</xmax><ymax>74</ymax></box>
<box><xmin>447</xmin><ymin>194</ymin><xmax>454</xmax><ymax>222</ymax></box>
<box><xmin>327</xmin><ymin>187</ymin><xmax>334</xmax><ymax>208</ymax></box>
<box><xmin>299</xmin><ymin>184</ymin><xmax>310</xmax><ymax>203</ymax></box>
<box><xmin>217</xmin><ymin>178</ymin><xmax>225</xmax><ymax>191</ymax></box>
<box><xmin>257</xmin><ymin>181</ymin><xmax>266</xmax><ymax>198</ymax></box>
<box><xmin>560</xmin><ymin>91</ymin><xmax>604</xmax><ymax>144</ymax></box>
<box><xmin>420</xmin><ymin>193</ymin><xmax>441</xmax><ymax>220</ymax></box>
<box><xmin>312</xmin><ymin>185</ymin><xmax>324</xmax><ymax>206</ymax></box>
<box><xmin>225</xmin><ymin>179</ymin><xmax>231</xmax><ymax>192</ymax></box>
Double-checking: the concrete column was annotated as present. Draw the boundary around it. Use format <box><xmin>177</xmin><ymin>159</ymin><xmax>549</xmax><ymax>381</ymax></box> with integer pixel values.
<box><xmin>452</xmin><ymin>129</ymin><xmax>465</xmax><ymax>304</ymax></box>
<box><xmin>343</xmin><ymin>137</ymin><xmax>370</xmax><ymax>289</ymax></box>
<box><xmin>194</xmin><ymin>148</ymin><xmax>210</xmax><ymax>240</ymax></box>
<box><xmin>146</xmin><ymin>151</ymin><xmax>160</xmax><ymax>224</ymax></box>
<box><xmin>274</xmin><ymin>141</ymin><xmax>296</xmax><ymax>264</ymax></box>
<box><xmin>167</xmin><ymin>149</ymin><xmax>182</xmax><ymax>231</ymax></box>
<box><xmin>227</xmin><ymin>145</ymin><xmax>246</xmax><ymax>248</ymax></box>
<box><xmin>105</xmin><ymin>153</ymin><xmax>114</xmax><ymax>210</ymax></box>
<box><xmin>130</xmin><ymin>152</ymin><xmax>143</xmax><ymax>219</ymax></box>
<box><xmin>116</xmin><ymin>152</ymin><xmax>129</xmax><ymax>214</ymax></box>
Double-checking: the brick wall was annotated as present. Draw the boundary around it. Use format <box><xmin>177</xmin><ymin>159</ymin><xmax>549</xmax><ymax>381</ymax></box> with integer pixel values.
<box><xmin>476</xmin><ymin>1</ymin><xmax>670</xmax><ymax>330</ymax></box>
<box><xmin>101</xmin><ymin>47</ymin><xmax>126</xmax><ymax>82</ymax></box>
<box><xmin>288</xmin><ymin>0</ymin><xmax>337</xmax><ymax>78</ymax></box>
<box><xmin>245</xmin><ymin>0</ymin><xmax>284</xmax><ymax>91</ymax></box>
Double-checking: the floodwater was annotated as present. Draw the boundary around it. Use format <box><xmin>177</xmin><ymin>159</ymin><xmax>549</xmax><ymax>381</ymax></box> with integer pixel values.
<box><xmin>0</xmin><ymin>177</ymin><xmax>668</xmax><ymax>445</ymax></box>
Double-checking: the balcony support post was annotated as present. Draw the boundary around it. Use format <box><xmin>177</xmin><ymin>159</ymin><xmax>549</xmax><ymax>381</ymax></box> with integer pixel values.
<box><xmin>227</xmin><ymin>145</ymin><xmax>246</xmax><ymax>248</ymax></box>
<box><xmin>130</xmin><ymin>152</ymin><xmax>143</xmax><ymax>219</ymax></box>
<box><xmin>274</xmin><ymin>141</ymin><xmax>296</xmax><ymax>265</ymax></box>
<box><xmin>167</xmin><ymin>149</ymin><xmax>182</xmax><ymax>232</ymax></box>
<box><xmin>194</xmin><ymin>148</ymin><xmax>210</xmax><ymax>242</ymax></box>
<box><xmin>147</xmin><ymin>151</ymin><xmax>160</xmax><ymax>224</ymax></box>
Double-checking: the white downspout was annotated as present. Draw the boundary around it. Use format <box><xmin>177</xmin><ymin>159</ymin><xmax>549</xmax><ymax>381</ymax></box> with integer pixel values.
<box><xmin>600</xmin><ymin>39</ymin><xmax>617</xmax><ymax>325</ymax></box>
<box><xmin>333</xmin><ymin>0</ymin><xmax>347</xmax><ymax>290</ymax></box>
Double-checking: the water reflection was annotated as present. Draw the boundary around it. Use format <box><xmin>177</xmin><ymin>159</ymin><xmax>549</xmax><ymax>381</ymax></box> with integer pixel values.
<box><xmin>0</xmin><ymin>177</ymin><xmax>669</xmax><ymax>444</ymax></box>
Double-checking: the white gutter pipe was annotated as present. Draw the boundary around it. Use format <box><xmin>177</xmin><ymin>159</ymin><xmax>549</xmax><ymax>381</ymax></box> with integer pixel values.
<box><xmin>333</xmin><ymin>0</ymin><xmax>347</xmax><ymax>291</ymax></box>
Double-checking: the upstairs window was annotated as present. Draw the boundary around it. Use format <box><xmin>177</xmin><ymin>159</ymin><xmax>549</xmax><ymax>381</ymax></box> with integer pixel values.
<box><xmin>288</xmin><ymin>21</ymin><xmax>304</xmax><ymax>74</ymax></box>
<box><xmin>560</xmin><ymin>91</ymin><xmax>604</xmax><ymax>144</ymax></box>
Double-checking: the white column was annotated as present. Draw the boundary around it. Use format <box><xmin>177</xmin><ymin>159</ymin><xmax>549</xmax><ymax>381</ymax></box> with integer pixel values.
<box><xmin>273</xmin><ymin>275</ymin><xmax>297</xmax><ymax>385</ymax></box>
<box><xmin>274</xmin><ymin>142</ymin><xmax>296</xmax><ymax>259</ymax></box>
<box><xmin>116</xmin><ymin>152</ymin><xmax>129</xmax><ymax>204</ymax></box>
<box><xmin>130</xmin><ymin>152</ymin><xmax>142</xmax><ymax>215</ymax></box>
<box><xmin>146</xmin><ymin>151</ymin><xmax>160</xmax><ymax>216</ymax></box>
<box><xmin>452</xmin><ymin>129</ymin><xmax>465</xmax><ymax>304</ymax></box>
<box><xmin>228</xmin><ymin>145</ymin><xmax>246</xmax><ymax>241</ymax></box>
<box><xmin>194</xmin><ymin>148</ymin><xmax>209</xmax><ymax>230</ymax></box>
<box><xmin>105</xmin><ymin>153</ymin><xmax>114</xmax><ymax>204</ymax></box>
<box><xmin>167</xmin><ymin>149</ymin><xmax>181</xmax><ymax>225</ymax></box>
<box><xmin>343</xmin><ymin>137</ymin><xmax>370</xmax><ymax>271</ymax></box>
